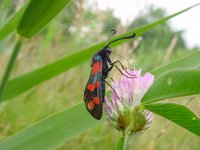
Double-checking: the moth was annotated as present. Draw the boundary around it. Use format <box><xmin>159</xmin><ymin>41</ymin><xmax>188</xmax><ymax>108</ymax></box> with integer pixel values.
<box><xmin>84</xmin><ymin>30</ymin><xmax>136</xmax><ymax>119</ymax></box>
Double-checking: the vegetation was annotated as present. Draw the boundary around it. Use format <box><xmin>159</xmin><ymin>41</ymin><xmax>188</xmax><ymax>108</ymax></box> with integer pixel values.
<box><xmin>0</xmin><ymin>1</ymin><xmax>199</xmax><ymax>149</ymax></box>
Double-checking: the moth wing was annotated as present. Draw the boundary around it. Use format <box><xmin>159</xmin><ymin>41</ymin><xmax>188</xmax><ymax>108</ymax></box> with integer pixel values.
<box><xmin>84</xmin><ymin>59</ymin><xmax>103</xmax><ymax>120</ymax></box>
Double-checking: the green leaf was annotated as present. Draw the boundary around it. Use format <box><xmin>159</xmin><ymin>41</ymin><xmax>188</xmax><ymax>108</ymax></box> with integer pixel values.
<box><xmin>142</xmin><ymin>70</ymin><xmax>200</xmax><ymax>103</ymax></box>
<box><xmin>3</xmin><ymin>43</ymin><xmax>102</xmax><ymax>100</ymax></box>
<box><xmin>3</xmin><ymin>4</ymin><xmax>199</xmax><ymax>101</ymax></box>
<box><xmin>17</xmin><ymin>0</ymin><xmax>71</xmax><ymax>38</ymax></box>
<box><xmin>0</xmin><ymin>1</ymin><xmax>29</xmax><ymax>41</ymax></box>
<box><xmin>144</xmin><ymin>103</ymin><xmax>200</xmax><ymax>137</ymax></box>
<box><xmin>151</xmin><ymin>51</ymin><xmax>200</xmax><ymax>77</ymax></box>
<box><xmin>0</xmin><ymin>103</ymin><xmax>105</xmax><ymax>150</ymax></box>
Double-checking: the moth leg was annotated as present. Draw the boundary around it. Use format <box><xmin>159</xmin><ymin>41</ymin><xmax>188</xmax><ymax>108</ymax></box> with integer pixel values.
<box><xmin>117</xmin><ymin>60</ymin><xmax>136</xmax><ymax>70</ymax></box>
<box><xmin>105</xmin><ymin>59</ymin><xmax>118</xmax><ymax>74</ymax></box>
<box><xmin>109</xmin><ymin>58</ymin><xmax>118</xmax><ymax>66</ymax></box>
<box><xmin>114</xmin><ymin>65</ymin><xmax>136</xmax><ymax>79</ymax></box>
<box><xmin>102</xmin><ymin>78</ymin><xmax>120</xmax><ymax>99</ymax></box>
<box><xmin>115</xmin><ymin>60</ymin><xmax>137</xmax><ymax>77</ymax></box>
<box><xmin>107</xmin><ymin>58</ymin><xmax>119</xmax><ymax>73</ymax></box>
<box><xmin>102</xmin><ymin>78</ymin><xmax>112</xmax><ymax>89</ymax></box>
<box><xmin>109</xmin><ymin>59</ymin><xmax>136</xmax><ymax>78</ymax></box>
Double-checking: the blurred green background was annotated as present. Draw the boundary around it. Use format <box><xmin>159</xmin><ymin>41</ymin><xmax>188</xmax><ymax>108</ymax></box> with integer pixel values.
<box><xmin>0</xmin><ymin>0</ymin><xmax>199</xmax><ymax>149</ymax></box>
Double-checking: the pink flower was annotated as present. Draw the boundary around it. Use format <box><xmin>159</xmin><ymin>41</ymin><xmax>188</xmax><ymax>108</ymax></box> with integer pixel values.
<box><xmin>105</xmin><ymin>69</ymin><xmax>154</xmax><ymax>133</ymax></box>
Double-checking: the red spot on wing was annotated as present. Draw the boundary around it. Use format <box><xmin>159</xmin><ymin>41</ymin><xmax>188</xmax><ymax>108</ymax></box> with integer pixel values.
<box><xmin>87</xmin><ymin>84</ymin><xmax>95</xmax><ymax>91</ymax></box>
<box><xmin>93</xmin><ymin>97</ymin><xmax>100</xmax><ymax>104</ymax></box>
<box><xmin>94</xmin><ymin>81</ymin><xmax>100</xmax><ymax>88</ymax></box>
<box><xmin>87</xmin><ymin>101</ymin><xmax>94</xmax><ymax>110</ymax></box>
<box><xmin>92</xmin><ymin>62</ymin><xmax>102</xmax><ymax>74</ymax></box>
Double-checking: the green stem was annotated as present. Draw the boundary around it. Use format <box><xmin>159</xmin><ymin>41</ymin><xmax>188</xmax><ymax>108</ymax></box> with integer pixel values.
<box><xmin>123</xmin><ymin>132</ymin><xmax>133</xmax><ymax>150</ymax></box>
<box><xmin>0</xmin><ymin>38</ymin><xmax>22</xmax><ymax>102</ymax></box>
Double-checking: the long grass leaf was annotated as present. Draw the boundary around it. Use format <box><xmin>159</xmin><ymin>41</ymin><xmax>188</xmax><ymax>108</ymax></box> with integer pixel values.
<box><xmin>3</xmin><ymin>4</ymin><xmax>199</xmax><ymax>101</ymax></box>
<box><xmin>17</xmin><ymin>0</ymin><xmax>71</xmax><ymax>38</ymax></box>
<box><xmin>0</xmin><ymin>1</ymin><xmax>29</xmax><ymax>41</ymax></box>
<box><xmin>144</xmin><ymin>103</ymin><xmax>200</xmax><ymax>137</ymax></box>
<box><xmin>142</xmin><ymin>69</ymin><xmax>200</xmax><ymax>103</ymax></box>
<box><xmin>0</xmin><ymin>103</ymin><xmax>105</xmax><ymax>150</ymax></box>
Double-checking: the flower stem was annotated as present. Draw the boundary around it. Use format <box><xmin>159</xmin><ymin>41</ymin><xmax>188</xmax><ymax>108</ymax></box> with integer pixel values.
<box><xmin>123</xmin><ymin>132</ymin><xmax>133</xmax><ymax>150</ymax></box>
<box><xmin>0</xmin><ymin>38</ymin><xmax>22</xmax><ymax>102</ymax></box>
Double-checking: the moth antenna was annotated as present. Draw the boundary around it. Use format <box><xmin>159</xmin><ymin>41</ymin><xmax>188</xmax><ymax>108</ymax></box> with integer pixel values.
<box><xmin>107</xmin><ymin>32</ymin><xmax>136</xmax><ymax>46</ymax></box>
<box><xmin>106</xmin><ymin>29</ymin><xmax>117</xmax><ymax>45</ymax></box>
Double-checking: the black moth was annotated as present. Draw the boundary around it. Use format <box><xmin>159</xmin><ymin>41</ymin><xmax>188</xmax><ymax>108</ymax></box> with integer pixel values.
<box><xmin>84</xmin><ymin>30</ymin><xmax>136</xmax><ymax>119</ymax></box>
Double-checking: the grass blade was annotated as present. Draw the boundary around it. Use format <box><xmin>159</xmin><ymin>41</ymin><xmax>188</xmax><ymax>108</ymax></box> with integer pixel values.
<box><xmin>0</xmin><ymin>1</ymin><xmax>29</xmax><ymax>41</ymax></box>
<box><xmin>144</xmin><ymin>103</ymin><xmax>200</xmax><ymax>137</ymax></box>
<box><xmin>0</xmin><ymin>103</ymin><xmax>105</xmax><ymax>150</ymax></box>
<box><xmin>3</xmin><ymin>4</ymin><xmax>199</xmax><ymax>101</ymax></box>
<box><xmin>142</xmin><ymin>70</ymin><xmax>200</xmax><ymax>103</ymax></box>
<box><xmin>17</xmin><ymin>0</ymin><xmax>71</xmax><ymax>38</ymax></box>
<box><xmin>151</xmin><ymin>51</ymin><xmax>200</xmax><ymax>77</ymax></box>
<box><xmin>3</xmin><ymin>43</ymin><xmax>102</xmax><ymax>100</ymax></box>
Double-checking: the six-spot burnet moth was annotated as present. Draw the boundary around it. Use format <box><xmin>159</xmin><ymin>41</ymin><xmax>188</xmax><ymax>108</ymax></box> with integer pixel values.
<box><xmin>84</xmin><ymin>30</ymin><xmax>136</xmax><ymax>120</ymax></box>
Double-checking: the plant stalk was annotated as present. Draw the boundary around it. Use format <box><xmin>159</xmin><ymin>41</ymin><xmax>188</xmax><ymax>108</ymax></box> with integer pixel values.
<box><xmin>123</xmin><ymin>132</ymin><xmax>133</xmax><ymax>150</ymax></box>
<box><xmin>0</xmin><ymin>38</ymin><xmax>22</xmax><ymax>102</ymax></box>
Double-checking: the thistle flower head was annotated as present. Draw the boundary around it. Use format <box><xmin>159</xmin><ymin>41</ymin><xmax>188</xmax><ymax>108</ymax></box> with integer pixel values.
<box><xmin>105</xmin><ymin>69</ymin><xmax>154</xmax><ymax>133</ymax></box>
